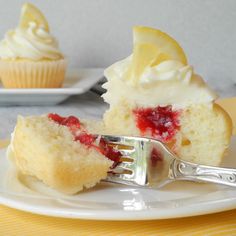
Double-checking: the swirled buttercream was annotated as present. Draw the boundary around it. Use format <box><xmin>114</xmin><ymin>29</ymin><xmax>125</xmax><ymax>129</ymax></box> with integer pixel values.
<box><xmin>0</xmin><ymin>22</ymin><xmax>63</xmax><ymax>60</ymax></box>
<box><xmin>140</xmin><ymin>60</ymin><xmax>193</xmax><ymax>84</ymax></box>
<box><xmin>103</xmin><ymin>56</ymin><xmax>217</xmax><ymax>108</ymax></box>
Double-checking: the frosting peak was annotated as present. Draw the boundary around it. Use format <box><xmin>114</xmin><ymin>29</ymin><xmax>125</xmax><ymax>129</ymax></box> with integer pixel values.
<box><xmin>103</xmin><ymin>56</ymin><xmax>218</xmax><ymax>108</ymax></box>
<box><xmin>140</xmin><ymin>60</ymin><xmax>193</xmax><ymax>84</ymax></box>
<box><xmin>0</xmin><ymin>21</ymin><xmax>63</xmax><ymax>61</ymax></box>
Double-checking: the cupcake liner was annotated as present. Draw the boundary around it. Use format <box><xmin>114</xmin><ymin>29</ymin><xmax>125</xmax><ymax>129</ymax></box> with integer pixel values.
<box><xmin>0</xmin><ymin>59</ymin><xmax>66</xmax><ymax>88</ymax></box>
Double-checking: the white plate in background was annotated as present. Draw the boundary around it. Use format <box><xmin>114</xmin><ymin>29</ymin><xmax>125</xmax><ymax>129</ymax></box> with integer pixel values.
<box><xmin>0</xmin><ymin>137</ymin><xmax>235</xmax><ymax>220</ymax></box>
<box><xmin>0</xmin><ymin>68</ymin><xmax>104</xmax><ymax>106</ymax></box>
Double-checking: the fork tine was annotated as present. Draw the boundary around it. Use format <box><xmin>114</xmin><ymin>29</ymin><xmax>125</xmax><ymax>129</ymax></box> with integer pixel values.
<box><xmin>100</xmin><ymin>135</ymin><xmax>136</xmax><ymax>156</ymax></box>
<box><xmin>117</xmin><ymin>149</ymin><xmax>135</xmax><ymax>156</ymax></box>
<box><xmin>107</xmin><ymin>145</ymin><xmax>135</xmax><ymax>156</ymax></box>
<box><xmin>100</xmin><ymin>135</ymin><xmax>138</xmax><ymax>146</ymax></box>
<box><xmin>109</xmin><ymin>167</ymin><xmax>133</xmax><ymax>175</ymax></box>
<box><xmin>117</xmin><ymin>160</ymin><xmax>134</xmax><ymax>170</ymax></box>
<box><xmin>101</xmin><ymin>134</ymin><xmax>154</xmax><ymax>186</ymax></box>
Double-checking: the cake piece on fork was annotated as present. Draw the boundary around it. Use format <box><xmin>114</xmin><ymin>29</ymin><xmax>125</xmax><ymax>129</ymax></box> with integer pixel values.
<box><xmin>8</xmin><ymin>114</ymin><xmax>122</xmax><ymax>194</ymax></box>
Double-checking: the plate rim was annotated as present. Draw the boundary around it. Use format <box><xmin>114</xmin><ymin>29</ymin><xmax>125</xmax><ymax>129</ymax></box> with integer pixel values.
<box><xmin>0</xmin><ymin>189</ymin><xmax>236</xmax><ymax>221</ymax></box>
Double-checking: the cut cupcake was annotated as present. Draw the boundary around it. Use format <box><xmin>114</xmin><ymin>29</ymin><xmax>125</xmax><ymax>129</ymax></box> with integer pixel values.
<box><xmin>0</xmin><ymin>3</ymin><xmax>66</xmax><ymax>88</ymax></box>
<box><xmin>103</xmin><ymin>26</ymin><xmax>232</xmax><ymax>166</ymax></box>
<box><xmin>9</xmin><ymin>114</ymin><xmax>122</xmax><ymax>194</ymax></box>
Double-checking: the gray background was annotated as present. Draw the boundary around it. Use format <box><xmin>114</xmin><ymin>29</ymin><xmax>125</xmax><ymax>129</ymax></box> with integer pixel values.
<box><xmin>0</xmin><ymin>0</ymin><xmax>235</xmax><ymax>95</ymax></box>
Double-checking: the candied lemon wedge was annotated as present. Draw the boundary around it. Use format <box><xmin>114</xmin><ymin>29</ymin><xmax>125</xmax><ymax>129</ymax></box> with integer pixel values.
<box><xmin>126</xmin><ymin>26</ymin><xmax>187</xmax><ymax>84</ymax></box>
<box><xmin>19</xmin><ymin>3</ymin><xmax>49</xmax><ymax>31</ymax></box>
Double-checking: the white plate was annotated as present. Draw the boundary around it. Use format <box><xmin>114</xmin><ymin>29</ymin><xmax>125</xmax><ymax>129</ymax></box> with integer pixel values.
<box><xmin>0</xmin><ymin>137</ymin><xmax>236</xmax><ymax>221</ymax></box>
<box><xmin>0</xmin><ymin>68</ymin><xmax>103</xmax><ymax>106</ymax></box>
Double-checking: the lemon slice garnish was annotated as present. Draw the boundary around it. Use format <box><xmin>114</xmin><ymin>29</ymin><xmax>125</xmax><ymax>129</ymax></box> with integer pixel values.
<box><xmin>127</xmin><ymin>26</ymin><xmax>187</xmax><ymax>83</ymax></box>
<box><xmin>19</xmin><ymin>3</ymin><xmax>49</xmax><ymax>31</ymax></box>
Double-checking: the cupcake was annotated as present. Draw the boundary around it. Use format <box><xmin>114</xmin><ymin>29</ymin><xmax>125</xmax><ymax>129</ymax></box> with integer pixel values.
<box><xmin>0</xmin><ymin>3</ymin><xmax>66</xmax><ymax>88</ymax></box>
<box><xmin>103</xmin><ymin>26</ymin><xmax>232</xmax><ymax>166</ymax></box>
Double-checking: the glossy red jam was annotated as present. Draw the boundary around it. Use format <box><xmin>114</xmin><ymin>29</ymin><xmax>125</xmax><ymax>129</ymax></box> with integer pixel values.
<box><xmin>48</xmin><ymin>113</ymin><xmax>121</xmax><ymax>164</ymax></box>
<box><xmin>133</xmin><ymin>105</ymin><xmax>181</xmax><ymax>142</ymax></box>
<box><xmin>48</xmin><ymin>113</ymin><xmax>81</xmax><ymax>129</ymax></box>
<box><xmin>74</xmin><ymin>133</ymin><xmax>96</xmax><ymax>146</ymax></box>
<box><xmin>99</xmin><ymin>138</ymin><xmax>121</xmax><ymax>163</ymax></box>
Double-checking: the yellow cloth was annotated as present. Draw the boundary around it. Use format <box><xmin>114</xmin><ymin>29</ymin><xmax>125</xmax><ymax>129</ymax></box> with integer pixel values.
<box><xmin>216</xmin><ymin>97</ymin><xmax>236</xmax><ymax>134</ymax></box>
<box><xmin>0</xmin><ymin>204</ymin><xmax>236</xmax><ymax>235</ymax></box>
<box><xmin>0</xmin><ymin>97</ymin><xmax>236</xmax><ymax>235</ymax></box>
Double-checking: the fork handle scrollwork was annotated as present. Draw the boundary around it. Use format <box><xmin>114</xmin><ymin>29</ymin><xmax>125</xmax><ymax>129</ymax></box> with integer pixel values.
<box><xmin>169</xmin><ymin>158</ymin><xmax>236</xmax><ymax>187</ymax></box>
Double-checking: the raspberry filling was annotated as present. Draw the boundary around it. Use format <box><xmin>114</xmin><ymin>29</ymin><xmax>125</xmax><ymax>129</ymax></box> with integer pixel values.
<box><xmin>133</xmin><ymin>105</ymin><xmax>181</xmax><ymax>142</ymax></box>
<box><xmin>150</xmin><ymin>148</ymin><xmax>163</xmax><ymax>166</ymax></box>
<box><xmin>48</xmin><ymin>113</ymin><xmax>121</xmax><ymax>164</ymax></box>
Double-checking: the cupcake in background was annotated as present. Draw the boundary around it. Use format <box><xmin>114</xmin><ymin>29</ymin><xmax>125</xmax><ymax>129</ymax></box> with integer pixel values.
<box><xmin>0</xmin><ymin>3</ymin><xmax>66</xmax><ymax>88</ymax></box>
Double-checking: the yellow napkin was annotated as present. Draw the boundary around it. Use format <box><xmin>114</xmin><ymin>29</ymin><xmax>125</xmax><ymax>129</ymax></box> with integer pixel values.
<box><xmin>0</xmin><ymin>205</ymin><xmax>236</xmax><ymax>235</ymax></box>
<box><xmin>216</xmin><ymin>97</ymin><xmax>236</xmax><ymax>134</ymax></box>
<box><xmin>0</xmin><ymin>97</ymin><xmax>236</xmax><ymax>235</ymax></box>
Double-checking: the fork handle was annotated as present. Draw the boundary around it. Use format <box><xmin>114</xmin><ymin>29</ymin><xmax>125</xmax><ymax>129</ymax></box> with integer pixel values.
<box><xmin>169</xmin><ymin>158</ymin><xmax>236</xmax><ymax>187</ymax></box>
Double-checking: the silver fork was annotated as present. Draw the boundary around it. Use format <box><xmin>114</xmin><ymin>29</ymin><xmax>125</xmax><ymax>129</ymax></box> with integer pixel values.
<box><xmin>101</xmin><ymin>135</ymin><xmax>236</xmax><ymax>188</ymax></box>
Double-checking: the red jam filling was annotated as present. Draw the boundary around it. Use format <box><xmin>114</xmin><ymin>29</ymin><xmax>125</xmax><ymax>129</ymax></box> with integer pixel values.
<box><xmin>74</xmin><ymin>133</ymin><xmax>96</xmax><ymax>146</ymax></box>
<box><xmin>133</xmin><ymin>105</ymin><xmax>181</xmax><ymax>142</ymax></box>
<box><xmin>48</xmin><ymin>113</ymin><xmax>81</xmax><ymax>129</ymax></box>
<box><xmin>99</xmin><ymin>138</ymin><xmax>121</xmax><ymax>163</ymax></box>
<box><xmin>48</xmin><ymin>113</ymin><xmax>121</xmax><ymax>165</ymax></box>
<box><xmin>150</xmin><ymin>148</ymin><xmax>163</xmax><ymax>167</ymax></box>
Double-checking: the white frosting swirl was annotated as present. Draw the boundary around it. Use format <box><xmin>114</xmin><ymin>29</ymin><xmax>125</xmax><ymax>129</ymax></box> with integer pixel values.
<box><xmin>103</xmin><ymin>56</ymin><xmax>217</xmax><ymax>108</ymax></box>
<box><xmin>0</xmin><ymin>22</ymin><xmax>63</xmax><ymax>60</ymax></box>
<box><xmin>140</xmin><ymin>60</ymin><xmax>193</xmax><ymax>84</ymax></box>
